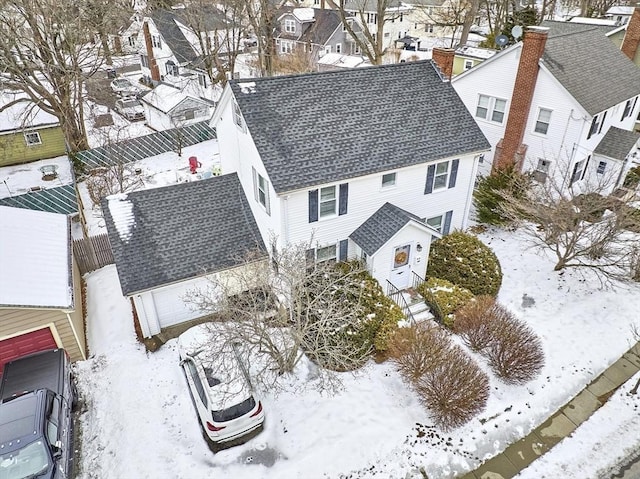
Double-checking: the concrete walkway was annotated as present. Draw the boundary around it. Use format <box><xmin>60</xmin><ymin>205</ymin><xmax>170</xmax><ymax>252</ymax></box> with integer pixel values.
<box><xmin>458</xmin><ymin>342</ymin><xmax>640</xmax><ymax>479</ymax></box>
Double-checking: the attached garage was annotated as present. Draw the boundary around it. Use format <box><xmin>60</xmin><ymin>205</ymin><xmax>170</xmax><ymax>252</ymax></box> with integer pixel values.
<box><xmin>0</xmin><ymin>327</ymin><xmax>58</xmax><ymax>375</ymax></box>
<box><xmin>0</xmin><ymin>206</ymin><xmax>87</xmax><ymax>364</ymax></box>
<box><xmin>103</xmin><ymin>174</ymin><xmax>268</xmax><ymax>338</ymax></box>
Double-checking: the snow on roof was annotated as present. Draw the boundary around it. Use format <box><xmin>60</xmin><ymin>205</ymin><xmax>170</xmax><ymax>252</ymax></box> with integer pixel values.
<box><xmin>0</xmin><ymin>205</ymin><xmax>72</xmax><ymax>309</ymax></box>
<box><xmin>456</xmin><ymin>45</ymin><xmax>497</xmax><ymax>60</ymax></box>
<box><xmin>107</xmin><ymin>194</ymin><xmax>135</xmax><ymax>243</ymax></box>
<box><xmin>0</xmin><ymin>92</ymin><xmax>59</xmax><ymax>134</ymax></box>
<box><xmin>605</xmin><ymin>6</ymin><xmax>635</xmax><ymax>15</ymax></box>
<box><xmin>141</xmin><ymin>84</ymin><xmax>191</xmax><ymax>113</ymax></box>
<box><xmin>293</xmin><ymin>7</ymin><xmax>315</xmax><ymax>22</ymax></box>
<box><xmin>0</xmin><ymin>155</ymin><xmax>74</xmax><ymax>200</ymax></box>
<box><xmin>569</xmin><ymin>16</ymin><xmax>617</xmax><ymax>25</ymax></box>
<box><xmin>317</xmin><ymin>53</ymin><xmax>369</xmax><ymax>68</ymax></box>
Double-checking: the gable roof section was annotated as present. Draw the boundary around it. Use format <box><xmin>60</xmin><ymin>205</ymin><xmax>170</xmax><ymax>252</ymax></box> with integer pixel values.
<box><xmin>299</xmin><ymin>9</ymin><xmax>342</xmax><ymax>45</ymax></box>
<box><xmin>350</xmin><ymin>202</ymin><xmax>437</xmax><ymax>256</ymax></box>
<box><xmin>103</xmin><ymin>173</ymin><xmax>267</xmax><ymax>296</ymax></box>
<box><xmin>594</xmin><ymin>127</ymin><xmax>640</xmax><ymax>160</ymax></box>
<box><xmin>541</xmin><ymin>22</ymin><xmax>640</xmax><ymax>115</ymax></box>
<box><xmin>0</xmin><ymin>206</ymin><xmax>72</xmax><ymax>309</ymax></box>
<box><xmin>141</xmin><ymin>84</ymin><xmax>213</xmax><ymax>114</ymax></box>
<box><xmin>230</xmin><ymin>61</ymin><xmax>490</xmax><ymax>194</ymax></box>
<box><xmin>149</xmin><ymin>9</ymin><xmax>196</xmax><ymax>63</ymax></box>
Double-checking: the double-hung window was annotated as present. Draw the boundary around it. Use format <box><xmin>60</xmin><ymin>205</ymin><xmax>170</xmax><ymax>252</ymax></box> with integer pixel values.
<box><xmin>252</xmin><ymin>167</ymin><xmax>270</xmax><ymax>214</ymax></box>
<box><xmin>534</xmin><ymin>158</ymin><xmax>551</xmax><ymax>183</ymax></box>
<box><xmin>475</xmin><ymin>95</ymin><xmax>507</xmax><ymax>124</ymax></box>
<box><xmin>596</xmin><ymin>161</ymin><xmax>606</xmax><ymax>175</ymax></box>
<box><xmin>534</xmin><ymin>108</ymin><xmax>552</xmax><ymax>134</ymax></box>
<box><xmin>316</xmin><ymin>244</ymin><xmax>337</xmax><ymax>263</ymax></box>
<box><xmin>319</xmin><ymin>186</ymin><xmax>337</xmax><ymax>217</ymax></box>
<box><xmin>426</xmin><ymin>215</ymin><xmax>443</xmax><ymax>232</ymax></box>
<box><xmin>152</xmin><ymin>35</ymin><xmax>162</xmax><ymax>48</ymax></box>
<box><xmin>571</xmin><ymin>156</ymin><xmax>590</xmax><ymax>184</ymax></box>
<box><xmin>284</xmin><ymin>19</ymin><xmax>295</xmax><ymax>33</ymax></box>
<box><xmin>433</xmin><ymin>161</ymin><xmax>449</xmax><ymax>190</ymax></box>
<box><xmin>424</xmin><ymin>159</ymin><xmax>459</xmax><ymax>194</ymax></box>
<box><xmin>621</xmin><ymin>96</ymin><xmax>638</xmax><ymax>120</ymax></box>
<box><xmin>232</xmin><ymin>100</ymin><xmax>245</xmax><ymax>131</ymax></box>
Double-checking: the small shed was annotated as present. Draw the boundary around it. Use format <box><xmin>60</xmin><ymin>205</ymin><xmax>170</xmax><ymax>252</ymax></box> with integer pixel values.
<box><xmin>0</xmin><ymin>206</ymin><xmax>86</xmax><ymax>373</ymax></box>
<box><xmin>140</xmin><ymin>84</ymin><xmax>215</xmax><ymax>131</ymax></box>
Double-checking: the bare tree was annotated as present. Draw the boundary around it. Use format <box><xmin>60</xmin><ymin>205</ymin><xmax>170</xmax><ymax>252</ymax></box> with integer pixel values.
<box><xmin>84</xmin><ymin>0</ymin><xmax>136</xmax><ymax>66</ymax></box>
<box><xmin>416</xmin><ymin>0</ymin><xmax>473</xmax><ymax>47</ymax></box>
<box><xmin>179</xmin><ymin>0</ymin><xmax>246</xmax><ymax>86</ymax></box>
<box><xmin>185</xmin><ymin>241</ymin><xmax>379</xmax><ymax>391</ymax></box>
<box><xmin>499</xmin><ymin>162</ymin><xmax>640</xmax><ymax>279</ymax></box>
<box><xmin>242</xmin><ymin>0</ymin><xmax>279</xmax><ymax>76</ymax></box>
<box><xmin>0</xmin><ymin>0</ymin><xmax>117</xmax><ymax>153</ymax></box>
<box><xmin>325</xmin><ymin>0</ymin><xmax>402</xmax><ymax>65</ymax></box>
<box><xmin>272</xmin><ymin>45</ymin><xmax>315</xmax><ymax>74</ymax></box>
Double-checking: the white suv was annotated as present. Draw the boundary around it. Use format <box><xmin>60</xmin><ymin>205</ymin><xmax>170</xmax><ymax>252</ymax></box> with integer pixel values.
<box><xmin>177</xmin><ymin>325</ymin><xmax>264</xmax><ymax>448</ymax></box>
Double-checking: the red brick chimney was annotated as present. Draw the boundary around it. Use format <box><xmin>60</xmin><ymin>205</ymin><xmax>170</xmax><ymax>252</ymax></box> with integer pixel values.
<box><xmin>432</xmin><ymin>47</ymin><xmax>455</xmax><ymax>81</ymax></box>
<box><xmin>493</xmin><ymin>26</ymin><xmax>549</xmax><ymax>172</ymax></box>
<box><xmin>143</xmin><ymin>21</ymin><xmax>161</xmax><ymax>82</ymax></box>
<box><xmin>621</xmin><ymin>4</ymin><xmax>640</xmax><ymax>61</ymax></box>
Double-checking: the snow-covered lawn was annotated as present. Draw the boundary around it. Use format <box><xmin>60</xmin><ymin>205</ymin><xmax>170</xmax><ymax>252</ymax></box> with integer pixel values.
<box><xmin>74</xmin><ymin>225</ymin><xmax>640</xmax><ymax>479</ymax></box>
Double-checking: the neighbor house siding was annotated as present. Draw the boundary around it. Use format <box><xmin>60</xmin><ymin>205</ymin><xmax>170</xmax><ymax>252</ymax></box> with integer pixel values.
<box><xmin>0</xmin><ymin>126</ymin><xmax>66</xmax><ymax>167</ymax></box>
<box><xmin>0</xmin><ymin>308</ymin><xmax>84</xmax><ymax>362</ymax></box>
<box><xmin>69</xmin><ymin>260</ymin><xmax>87</xmax><ymax>358</ymax></box>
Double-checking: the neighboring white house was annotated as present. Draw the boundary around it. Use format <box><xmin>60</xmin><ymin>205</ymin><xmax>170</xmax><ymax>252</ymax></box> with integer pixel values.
<box><xmin>140</xmin><ymin>84</ymin><xmax>215</xmax><ymax>131</ymax></box>
<box><xmin>452</xmin><ymin>22</ymin><xmax>640</xmax><ymax>192</ymax></box>
<box><xmin>604</xmin><ymin>5</ymin><xmax>636</xmax><ymax>26</ymax></box>
<box><xmin>211</xmin><ymin>61</ymin><xmax>489</xmax><ymax>293</ymax></box>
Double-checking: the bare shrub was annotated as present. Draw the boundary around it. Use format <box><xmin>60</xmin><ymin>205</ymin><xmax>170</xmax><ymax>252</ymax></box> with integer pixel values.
<box><xmin>387</xmin><ymin>325</ymin><xmax>451</xmax><ymax>383</ymax></box>
<box><xmin>415</xmin><ymin>345</ymin><xmax>490</xmax><ymax>430</ymax></box>
<box><xmin>454</xmin><ymin>296</ymin><xmax>504</xmax><ymax>351</ymax></box>
<box><xmin>485</xmin><ymin>314</ymin><xmax>545</xmax><ymax>384</ymax></box>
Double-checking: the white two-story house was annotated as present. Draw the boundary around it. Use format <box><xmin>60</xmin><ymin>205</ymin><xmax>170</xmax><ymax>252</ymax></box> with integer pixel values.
<box><xmin>452</xmin><ymin>21</ymin><xmax>640</xmax><ymax>192</ymax></box>
<box><xmin>102</xmin><ymin>60</ymin><xmax>489</xmax><ymax>338</ymax></box>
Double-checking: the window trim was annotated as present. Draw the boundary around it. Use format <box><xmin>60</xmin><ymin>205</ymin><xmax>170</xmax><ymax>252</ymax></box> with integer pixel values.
<box><xmin>24</xmin><ymin>131</ymin><xmax>42</xmax><ymax>146</ymax></box>
<box><xmin>316</xmin><ymin>244</ymin><xmax>337</xmax><ymax>263</ymax></box>
<box><xmin>151</xmin><ymin>35</ymin><xmax>162</xmax><ymax>48</ymax></box>
<box><xmin>319</xmin><ymin>185</ymin><xmax>337</xmax><ymax>218</ymax></box>
<box><xmin>284</xmin><ymin>19</ymin><xmax>296</xmax><ymax>33</ymax></box>
<box><xmin>464</xmin><ymin>59</ymin><xmax>473</xmax><ymax>70</ymax></box>
<box><xmin>381</xmin><ymin>172</ymin><xmax>397</xmax><ymax>188</ymax></box>
<box><xmin>475</xmin><ymin>94</ymin><xmax>507</xmax><ymax>124</ymax></box>
<box><xmin>596</xmin><ymin>160</ymin><xmax>606</xmax><ymax>175</ymax></box>
<box><xmin>534</xmin><ymin>107</ymin><xmax>552</xmax><ymax>135</ymax></box>
<box><xmin>426</xmin><ymin>215</ymin><xmax>443</xmax><ymax>233</ymax></box>
<box><xmin>232</xmin><ymin>100</ymin><xmax>245</xmax><ymax>132</ymax></box>
<box><xmin>432</xmin><ymin>161</ymin><xmax>450</xmax><ymax>191</ymax></box>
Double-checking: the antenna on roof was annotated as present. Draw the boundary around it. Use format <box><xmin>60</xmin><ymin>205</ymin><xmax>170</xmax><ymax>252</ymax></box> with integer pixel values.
<box><xmin>512</xmin><ymin>25</ymin><xmax>523</xmax><ymax>41</ymax></box>
<box><xmin>495</xmin><ymin>34</ymin><xmax>509</xmax><ymax>48</ymax></box>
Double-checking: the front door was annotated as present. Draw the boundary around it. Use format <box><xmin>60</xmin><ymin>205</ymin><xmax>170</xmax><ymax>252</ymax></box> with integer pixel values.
<box><xmin>391</xmin><ymin>244</ymin><xmax>411</xmax><ymax>289</ymax></box>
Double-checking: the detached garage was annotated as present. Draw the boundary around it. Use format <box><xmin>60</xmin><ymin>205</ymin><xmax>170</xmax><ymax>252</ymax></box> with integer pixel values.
<box><xmin>0</xmin><ymin>206</ymin><xmax>87</xmax><ymax>373</ymax></box>
<box><xmin>102</xmin><ymin>173</ymin><xmax>268</xmax><ymax>338</ymax></box>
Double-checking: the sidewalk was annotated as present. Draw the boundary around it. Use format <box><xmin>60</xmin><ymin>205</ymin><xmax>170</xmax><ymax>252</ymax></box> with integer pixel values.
<box><xmin>457</xmin><ymin>342</ymin><xmax>640</xmax><ymax>479</ymax></box>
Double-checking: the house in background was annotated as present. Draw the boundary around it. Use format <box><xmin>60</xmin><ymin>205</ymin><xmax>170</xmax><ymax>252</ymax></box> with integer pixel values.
<box><xmin>452</xmin><ymin>22</ymin><xmax>640</xmax><ymax>191</ymax></box>
<box><xmin>0</xmin><ymin>206</ymin><xmax>86</xmax><ymax>372</ymax></box>
<box><xmin>102</xmin><ymin>174</ymin><xmax>268</xmax><ymax>339</ymax></box>
<box><xmin>140</xmin><ymin>5</ymin><xmax>235</xmax><ymax>102</ymax></box>
<box><xmin>0</xmin><ymin>93</ymin><xmax>66</xmax><ymax>167</ymax></box>
<box><xmin>275</xmin><ymin>7</ymin><xmax>363</xmax><ymax>62</ymax></box>
<box><xmin>212</xmin><ymin>60</ymin><xmax>489</xmax><ymax>295</ymax></box>
<box><xmin>141</xmin><ymin>84</ymin><xmax>215</xmax><ymax>131</ymax></box>
<box><xmin>452</xmin><ymin>45</ymin><xmax>496</xmax><ymax>76</ymax></box>
<box><xmin>607</xmin><ymin>4</ymin><xmax>640</xmax><ymax>67</ymax></box>
<box><xmin>604</xmin><ymin>5</ymin><xmax>637</xmax><ymax>26</ymax></box>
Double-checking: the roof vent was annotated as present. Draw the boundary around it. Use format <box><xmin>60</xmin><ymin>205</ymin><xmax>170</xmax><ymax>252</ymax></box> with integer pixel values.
<box><xmin>238</xmin><ymin>82</ymin><xmax>256</xmax><ymax>94</ymax></box>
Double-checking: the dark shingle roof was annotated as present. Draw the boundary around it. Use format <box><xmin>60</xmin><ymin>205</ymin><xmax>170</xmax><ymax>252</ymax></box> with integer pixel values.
<box><xmin>300</xmin><ymin>10</ymin><xmax>342</xmax><ymax>45</ymax></box>
<box><xmin>103</xmin><ymin>173</ymin><xmax>267</xmax><ymax>295</ymax></box>
<box><xmin>541</xmin><ymin>22</ymin><xmax>640</xmax><ymax>115</ymax></box>
<box><xmin>149</xmin><ymin>7</ymin><xmax>228</xmax><ymax>64</ymax></box>
<box><xmin>230</xmin><ymin>61</ymin><xmax>490</xmax><ymax>194</ymax></box>
<box><xmin>594</xmin><ymin>127</ymin><xmax>640</xmax><ymax>160</ymax></box>
<box><xmin>350</xmin><ymin>202</ymin><xmax>426</xmax><ymax>255</ymax></box>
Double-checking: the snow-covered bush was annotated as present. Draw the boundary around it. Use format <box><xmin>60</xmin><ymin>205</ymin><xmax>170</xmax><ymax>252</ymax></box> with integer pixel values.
<box><xmin>416</xmin><ymin>277</ymin><xmax>474</xmax><ymax>327</ymax></box>
<box><xmin>426</xmin><ymin>231</ymin><xmax>503</xmax><ymax>297</ymax></box>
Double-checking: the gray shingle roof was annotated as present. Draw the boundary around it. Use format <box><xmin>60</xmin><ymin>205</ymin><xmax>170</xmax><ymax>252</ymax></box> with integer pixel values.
<box><xmin>277</xmin><ymin>8</ymin><xmax>342</xmax><ymax>45</ymax></box>
<box><xmin>149</xmin><ymin>7</ymin><xmax>228</xmax><ymax>64</ymax></box>
<box><xmin>541</xmin><ymin>22</ymin><xmax>640</xmax><ymax>115</ymax></box>
<box><xmin>103</xmin><ymin>173</ymin><xmax>267</xmax><ymax>295</ymax></box>
<box><xmin>230</xmin><ymin>61</ymin><xmax>490</xmax><ymax>194</ymax></box>
<box><xmin>350</xmin><ymin>202</ymin><xmax>426</xmax><ymax>255</ymax></box>
<box><xmin>594</xmin><ymin>127</ymin><xmax>640</xmax><ymax>160</ymax></box>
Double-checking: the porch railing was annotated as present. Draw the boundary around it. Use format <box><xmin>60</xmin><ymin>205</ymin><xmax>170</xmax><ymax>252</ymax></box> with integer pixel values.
<box><xmin>386</xmin><ymin>280</ymin><xmax>416</xmax><ymax>325</ymax></box>
<box><xmin>410</xmin><ymin>271</ymin><xmax>444</xmax><ymax>323</ymax></box>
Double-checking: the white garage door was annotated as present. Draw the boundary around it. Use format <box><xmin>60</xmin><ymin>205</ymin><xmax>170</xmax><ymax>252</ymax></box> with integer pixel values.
<box><xmin>151</xmin><ymin>282</ymin><xmax>204</xmax><ymax>329</ymax></box>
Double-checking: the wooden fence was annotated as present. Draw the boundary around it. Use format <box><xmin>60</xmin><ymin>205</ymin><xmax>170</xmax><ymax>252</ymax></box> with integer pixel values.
<box><xmin>73</xmin><ymin>234</ymin><xmax>114</xmax><ymax>274</ymax></box>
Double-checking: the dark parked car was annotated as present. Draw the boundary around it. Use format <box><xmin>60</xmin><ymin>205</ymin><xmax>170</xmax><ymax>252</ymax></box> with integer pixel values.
<box><xmin>0</xmin><ymin>349</ymin><xmax>76</xmax><ymax>479</ymax></box>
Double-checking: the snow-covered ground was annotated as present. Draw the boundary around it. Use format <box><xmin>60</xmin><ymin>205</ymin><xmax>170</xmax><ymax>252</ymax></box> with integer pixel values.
<box><xmin>75</xmin><ymin>223</ymin><xmax>640</xmax><ymax>479</ymax></box>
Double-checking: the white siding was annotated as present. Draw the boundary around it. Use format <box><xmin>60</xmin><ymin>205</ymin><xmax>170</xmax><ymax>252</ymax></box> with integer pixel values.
<box><xmin>282</xmin><ymin>155</ymin><xmax>477</xmax><ymax>250</ymax></box>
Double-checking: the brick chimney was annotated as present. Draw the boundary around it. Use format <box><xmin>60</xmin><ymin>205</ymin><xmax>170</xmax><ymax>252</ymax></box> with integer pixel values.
<box><xmin>621</xmin><ymin>4</ymin><xmax>640</xmax><ymax>61</ymax></box>
<box><xmin>493</xmin><ymin>26</ymin><xmax>549</xmax><ymax>172</ymax></box>
<box><xmin>143</xmin><ymin>21</ymin><xmax>161</xmax><ymax>82</ymax></box>
<box><xmin>432</xmin><ymin>48</ymin><xmax>455</xmax><ymax>81</ymax></box>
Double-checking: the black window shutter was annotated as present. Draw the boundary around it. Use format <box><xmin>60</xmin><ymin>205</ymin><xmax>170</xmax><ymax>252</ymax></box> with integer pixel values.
<box><xmin>598</xmin><ymin>111</ymin><xmax>607</xmax><ymax>134</ymax></box>
<box><xmin>251</xmin><ymin>166</ymin><xmax>258</xmax><ymax>202</ymax></box>
<box><xmin>581</xmin><ymin>155</ymin><xmax>591</xmax><ymax>180</ymax></box>
<box><xmin>309</xmin><ymin>190</ymin><xmax>318</xmax><ymax>223</ymax></box>
<box><xmin>339</xmin><ymin>183</ymin><xmax>348</xmax><ymax>215</ymax></box>
<box><xmin>424</xmin><ymin>164</ymin><xmax>436</xmax><ymax>194</ymax></box>
<box><xmin>448</xmin><ymin>159</ymin><xmax>459</xmax><ymax>188</ymax></box>
<box><xmin>443</xmin><ymin>210</ymin><xmax>453</xmax><ymax>235</ymax></box>
<box><xmin>570</xmin><ymin>162</ymin><xmax>580</xmax><ymax>184</ymax></box>
<box><xmin>339</xmin><ymin>239</ymin><xmax>348</xmax><ymax>261</ymax></box>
